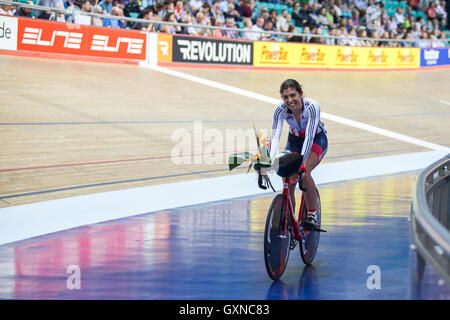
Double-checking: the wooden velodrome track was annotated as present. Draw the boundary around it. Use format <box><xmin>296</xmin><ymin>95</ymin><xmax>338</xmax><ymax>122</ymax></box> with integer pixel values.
<box><xmin>1</xmin><ymin>54</ymin><xmax>449</xmax><ymax>208</ymax></box>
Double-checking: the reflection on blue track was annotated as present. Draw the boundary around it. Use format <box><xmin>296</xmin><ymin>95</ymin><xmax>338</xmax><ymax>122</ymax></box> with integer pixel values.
<box><xmin>0</xmin><ymin>173</ymin><xmax>448</xmax><ymax>299</ymax></box>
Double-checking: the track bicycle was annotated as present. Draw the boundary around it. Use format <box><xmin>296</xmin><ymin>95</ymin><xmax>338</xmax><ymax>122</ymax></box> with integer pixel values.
<box><xmin>262</xmin><ymin>167</ymin><xmax>326</xmax><ymax>280</ymax></box>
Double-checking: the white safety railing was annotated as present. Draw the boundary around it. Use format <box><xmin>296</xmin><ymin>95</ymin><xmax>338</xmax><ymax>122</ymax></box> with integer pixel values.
<box><xmin>2</xmin><ymin>0</ymin><xmax>447</xmax><ymax>47</ymax></box>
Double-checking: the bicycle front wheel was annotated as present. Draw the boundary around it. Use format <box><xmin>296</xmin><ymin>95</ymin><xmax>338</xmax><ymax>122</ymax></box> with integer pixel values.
<box><xmin>264</xmin><ymin>194</ymin><xmax>291</xmax><ymax>280</ymax></box>
<box><xmin>300</xmin><ymin>189</ymin><xmax>321</xmax><ymax>265</ymax></box>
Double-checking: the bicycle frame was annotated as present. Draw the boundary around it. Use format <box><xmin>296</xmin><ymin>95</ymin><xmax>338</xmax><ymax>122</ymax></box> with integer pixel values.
<box><xmin>282</xmin><ymin>178</ymin><xmax>307</xmax><ymax>241</ymax></box>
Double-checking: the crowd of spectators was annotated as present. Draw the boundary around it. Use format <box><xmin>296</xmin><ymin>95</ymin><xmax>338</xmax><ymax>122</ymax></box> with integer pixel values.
<box><xmin>1</xmin><ymin>0</ymin><xmax>449</xmax><ymax>47</ymax></box>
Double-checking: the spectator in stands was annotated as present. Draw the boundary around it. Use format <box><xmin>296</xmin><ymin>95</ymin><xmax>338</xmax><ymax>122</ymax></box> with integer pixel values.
<box><xmin>355</xmin><ymin>0</ymin><xmax>368</xmax><ymax>16</ymax></box>
<box><xmin>211</xmin><ymin>2</ymin><xmax>225</xmax><ymax>24</ymax></box>
<box><xmin>201</xmin><ymin>2</ymin><xmax>212</xmax><ymax>20</ymax></box>
<box><xmin>347</xmin><ymin>27</ymin><xmax>359</xmax><ymax>46</ymax></box>
<box><xmin>35</xmin><ymin>0</ymin><xmax>65</xmax><ymax>20</ymax></box>
<box><xmin>132</xmin><ymin>7</ymin><xmax>158</xmax><ymax>32</ymax></box>
<box><xmin>242</xmin><ymin>16</ymin><xmax>263</xmax><ymax>40</ymax></box>
<box><xmin>189</xmin><ymin>0</ymin><xmax>203</xmax><ymax>14</ymax></box>
<box><xmin>124</xmin><ymin>0</ymin><xmax>141</xmax><ymax>18</ymax></box>
<box><xmin>309</xmin><ymin>27</ymin><xmax>324</xmax><ymax>43</ymax></box>
<box><xmin>98</xmin><ymin>0</ymin><xmax>112</xmax><ymax>14</ymax></box>
<box><xmin>188</xmin><ymin>11</ymin><xmax>210</xmax><ymax>36</ymax></box>
<box><xmin>210</xmin><ymin>17</ymin><xmax>225</xmax><ymax>37</ymax></box>
<box><xmin>286</xmin><ymin>24</ymin><xmax>303</xmax><ymax>42</ymax></box>
<box><xmin>357</xmin><ymin>29</ymin><xmax>370</xmax><ymax>46</ymax></box>
<box><xmin>257</xmin><ymin>6</ymin><xmax>270</xmax><ymax>23</ymax></box>
<box><xmin>15</xmin><ymin>1</ymin><xmax>34</xmax><ymax>17</ymax></box>
<box><xmin>350</xmin><ymin>9</ymin><xmax>360</xmax><ymax>28</ymax></box>
<box><xmin>402</xmin><ymin>31</ymin><xmax>414</xmax><ymax>47</ymax></box>
<box><xmin>92</xmin><ymin>4</ymin><xmax>103</xmax><ymax>26</ymax></box>
<box><xmin>0</xmin><ymin>4</ymin><xmax>13</xmax><ymax>15</ymax></box>
<box><xmin>240</xmin><ymin>0</ymin><xmax>253</xmax><ymax>19</ymax></box>
<box><xmin>277</xmin><ymin>9</ymin><xmax>290</xmax><ymax>33</ymax></box>
<box><xmin>224</xmin><ymin>2</ymin><xmax>241</xmax><ymax>22</ymax></box>
<box><xmin>301</xmin><ymin>25</ymin><xmax>311</xmax><ymax>43</ymax></box>
<box><xmin>223</xmin><ymin>17</ymin><xmax>238</xmax><ymax>38</ymax></box>
<box><xmin>104</xmin><ymin>5</ymin><xmax>126</xmax><ymax>28</ymax></box>
<box><xmin>261</xmin><ymin>19</ymin><xmax>276</xmax><ymax>41</ymax></box>
<box><xmin>161</xmin><ymin>12</ymin><xmax>182</xmax><ymax>34</ymax></box>
<box><xmin>408</xmin><ymin>0</ymin><xmax>420</xmax><ymax>10</ymax></box>
<box><xmin>416</xmin><ymin>29</ymin><xmax>430</xmax><ymax>47</ymax></box>
<box><xmin>74</xmin><ymin>0</ymin><xmax>93</xmax><ymax>25</ymax></box>
<box><xmin>293</xmin><ymin>1</ymin><xmax>313</xmax><ymax>27</ymax></box>
<box><xmin>435</xmin><ymin>1</ymin><xmax>447</xmax><ymax>21</ymax></box>
<box><xmin>425</xmin><ymin>1</ymin><xmax>437</xmax><ymax>21</ymax></box>
<box><xmin>317</xmin><ymin>7</ymin><xmax>329</xmax><ymax>27</ymax></box>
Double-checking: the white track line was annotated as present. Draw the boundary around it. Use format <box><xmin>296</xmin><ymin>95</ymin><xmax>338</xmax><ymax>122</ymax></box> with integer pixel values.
<box><xmin>148</xmin><ymin>65</ymin><xmax>449</xmax><ymax>152</ymax></box>
<box><xmin>439</xmin><ymin>99</ymin><xmax>450</xmax><ymax>106</ymax></box>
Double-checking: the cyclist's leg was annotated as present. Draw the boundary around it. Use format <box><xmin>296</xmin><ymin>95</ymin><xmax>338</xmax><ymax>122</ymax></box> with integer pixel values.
<box><xmin>303</xmin><ymin>152</ymin><xmax>320</xmax><ymax>212</ymax></box>
<box><xmin>303</xmin><ymin>132</ymin><xmax>328</xmax><ymax>212</ymax></box>
<box><xmin>286</xmin><ymin>174</ymin><xmax>299</xmax><ymax>212</ymax></box>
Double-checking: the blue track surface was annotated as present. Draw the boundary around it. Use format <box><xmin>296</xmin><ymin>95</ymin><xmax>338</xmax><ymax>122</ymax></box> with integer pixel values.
<box><xmin>0</xmin><ymin>173</ymin><xmax>448</xmax><ymax>299</ymax></box>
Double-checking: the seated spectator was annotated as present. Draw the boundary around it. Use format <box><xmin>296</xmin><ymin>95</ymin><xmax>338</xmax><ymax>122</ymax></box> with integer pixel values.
<box><xmin>124</xmin><ymin>0</ymin><xmax>141</xmax><ymax>18</ymax></box>
<box><xmin>189</xmin><ymin>0</ymin><xmax>203</xmax><ymax>14</ymax></box>
<box><xmin>435</xmin><ymin>1</ymin><xmax>447</xmax><ymax>21</ymax></box>
<box><xmin>201</xmin><ymin>2</ymin><xmax>212</xmax><ymax>20</ymax></box>
<box><xmin>402</xmin><ymin>31</ymin><xmax>414</xmax><ymax>47</ymax></box>
<box><xmin>240</xmin><ymin>0</ymin><xmax>253</xmax><ymax>19</ymax></box>
<box><xmin>357</xmin><ymin>29</ymin><xmax>370</xmax><ymax>46</ymax></box>
<box><xmin>324</xmin><ymin>27</ymin><xmax>337</xmax><ymax>45</ymax></box>
<box><xmin>92</xmin><ymin>4</ymin><xmax>103</xmax><ymax>27</ymax></box>
<box><xmin>301</xmin><ymin>25</ymin><xmax>311</xmax><ymax>43</ymax></box>
<box><xmin>261</xmin><ymin>19</ymin><xmax>276</xmax><ymax>41</ymax></box>
<box><xmin>15</xmin><ymin>1</ymin><xmax>34</xmax><ymax>17</ymax></box>
<box><xmin>286</xmin><ymin>24</ymin><xmax>303</xmax><ymax>42</ymax></box>
<box><xmin>416</xmin><ymin>30</ymin><xmax>430</xmax><ymax>48</ymax></box>
<box><xmin>407</xmin><ymin>0</ymin><xmax>420</xmax><ymax>11</ymax></box>
<box><xmin>211</xmin><ymin>2</ymin><xmax>225</xmax><ymax>24</ymax></box>
<box><xmin>242</xmin><ymin>17</ymin><xmax>263</xmax><ymax>41</ymax></box>
<box><xmin>35</xmin><ymin>0</ymin><xmax>65</xmax><ymax>20</ymax></box>
<box><xmin>277</xmin><ymin>9</ymin><xmax>290</xmax><ymax>33</ymax></box>
<box><xmin>73</xmin><ymin>0</ymin><xmax>93</xmax><ymax>25</ymax></box>
<box><xmin>350</xmin><ymin>9</ymin><xmax>360</xmax><ymax>28</ymax></box>
<box><xmin>187</xmin><ymin>11</ymin><xmax>210</xmax><ymax>36</ymax></box>
<box><xmin>132</xmin><ymin>7</ymin><xmax>158</xmax><ymax>32</ymax></box>
<box><xmin>223</xmin><ymin>17</ymin><xmax>238</xmax><ymax>38</ymax></box>
<box><xmin>210</xmin><ymin>17</ymin><xmax>225</xmax><ymax>38</ymax></box>
<box><xmin>309</xmin><ymin>27</ymin><xmax>324</xmax><ymax>44</ymax></box>
<box><xmin>161</xmin><ymin>12</ymin><xmax>182</xmax><ymax>34</ymax></box>
<box><xmin>293</xmin><ymin>1</ymin><xmax>315</xmax><ymax>27</ymax></box>
<box><xmin>0</xmin><ymin>4</ymin><xmax>13</xmax><ymax>15</ymax></box>
<box><xmin>224</xmin><ymin>3</ymin><xmax>241</xmax><ymax>22</ymax></box>
<box><xmin>98</xmin><ymin>0</ymin><xmax>113</xmax><ymax>14</ymax></box>
<box><xmin>104</xmin><ymin>5</ymin><xmax>126</xmax><ymax>28</ymax></box>
<box><xmin>317</xmin><ymin>7</ymin><xmax>329</xmax><ymax>27</ymax></box>
<box><xmin>425</xmin><ymin>1</ymin><xmax>437</xmax><ymax>21</ymax></box>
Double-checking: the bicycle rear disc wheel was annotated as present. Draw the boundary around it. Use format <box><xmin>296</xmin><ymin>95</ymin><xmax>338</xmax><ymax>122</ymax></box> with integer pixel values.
<box><xmin>300</xmin><ymin>189</ymin><xmax>321</xmax><ymax>265</ymax></box>
<box><xmin>264</xmin><ymin>194</ymin><xmax>291</xmax><ymax>280</ymax></box>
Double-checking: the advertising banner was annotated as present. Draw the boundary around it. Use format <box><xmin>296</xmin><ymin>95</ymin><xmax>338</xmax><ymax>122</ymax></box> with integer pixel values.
<box><xmin>157</xmin><ymin>33</ymin><xmax>173</xmax><ymax>63</ymax></box>
<box><xmin>330</xmin><ymin>47</ymin><xmax>420</xmax><ymax>69</ymax></box>
<box><xmin>16</xmin><ymin>17</ymin><xmax>146</xmax><ymax>60</ymax></box>
<box><xmin>253</xmin><ymin>41</ymin><xmax>420</xmax><ymax>69</ymax></box>
<box><xmin>0</xmin><ymin>15</ymin><xmax>18</xmax><ymax>51</ymax></box>
<box><xmin>172</xmin><ymin>35</ymin><xmax>253</xmax><ymax>65</ymax></box>
<box><xmin>420</xmin><ymin>48</ymin><xmax>450</xmax><ymax>67</ymax></box>
<box><xmin>254</xmin><ymin>41</ymin><xmax>329</xmax><ymax>68</ymax></box>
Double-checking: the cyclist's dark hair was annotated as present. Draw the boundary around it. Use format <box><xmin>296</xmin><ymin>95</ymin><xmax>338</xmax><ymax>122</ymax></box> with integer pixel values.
<box><xmin>279</xmin><ymin>79</ymin><xmax>302</xmax><ymax>95</ymax></box>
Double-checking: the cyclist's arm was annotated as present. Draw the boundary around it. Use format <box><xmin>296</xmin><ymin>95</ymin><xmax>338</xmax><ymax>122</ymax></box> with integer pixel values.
<box><xmin>268</xmin><ymin>106</ymin><xmax>284</xmax><ymax>160</ymax></box>
<box><xmin>301</xmin><ymin>103</ymin><xmax>320</xmax><ymax>164</ymax></box>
